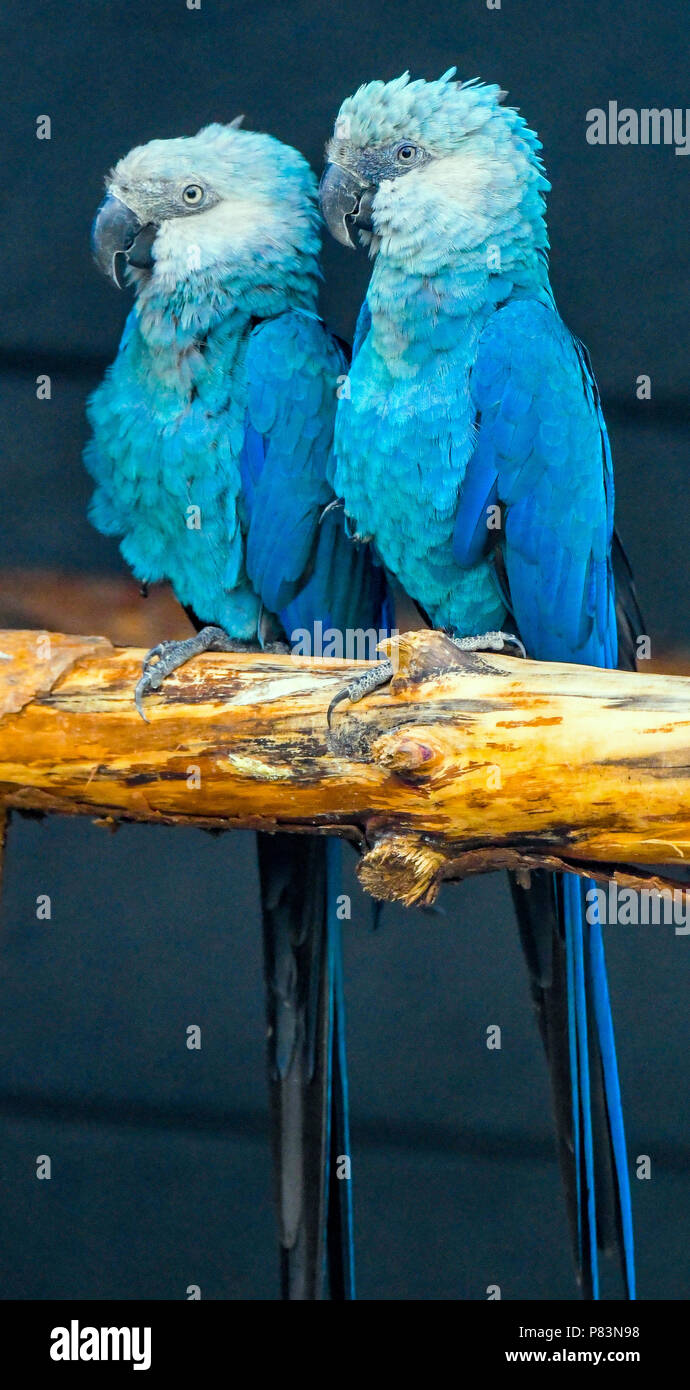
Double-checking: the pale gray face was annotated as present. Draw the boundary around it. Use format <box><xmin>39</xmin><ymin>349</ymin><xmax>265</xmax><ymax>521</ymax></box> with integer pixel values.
<box><xmin>91</xmin><ymin>127</ymin><xmax>245</xmax><ymax>286</ymax></box>
<box><xmin>90</xmin><ymin>122</ymin><xmax>318</xmax><ymax>289</ymax></box>
<box><xmin>91</xmin><ymin>179</ymin><xmax>224</xmax><ymax>286</ymax></box>
<box><xmin>108</xmin><ymin>174</ymin><xmax>223</xmax><ymax>226</ymax></box>
<box><xmin>320</xmin><ymin>136</ymin><xmax>433</xmax><ymax>246</ymax></box>
<box><xmin>319</xmin><ymin>74</ymin><xmax>546</xmax><ymax>259</ymax></box>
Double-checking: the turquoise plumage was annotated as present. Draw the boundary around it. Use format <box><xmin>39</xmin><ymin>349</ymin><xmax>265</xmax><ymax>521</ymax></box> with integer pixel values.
<box><xmin>85</xmin><ymin>120</ymin><xmax>387</xmax><ymax>1299</ymax></box>
<box><xmin>321</xmin><ymin>70</ymin><xmax>636</xmax><ymax>1299</ymax></box>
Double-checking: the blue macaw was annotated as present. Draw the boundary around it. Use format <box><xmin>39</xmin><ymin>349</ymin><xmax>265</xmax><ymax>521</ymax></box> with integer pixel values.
<box><xmin>320</xmin><ymin>70</ymin><xmax>638</xmax><ymax>1299</ymax></box>
<box><xmin>85</xmin><ymin>119</ymin><xmax>388</xmax><ymax>1299</ymax></box>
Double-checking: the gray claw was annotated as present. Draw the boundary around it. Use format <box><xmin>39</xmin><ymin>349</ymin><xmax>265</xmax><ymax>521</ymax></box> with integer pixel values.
<box><xmin>134</xmin><ymin>674</ymin><xmax>151</xmax><ymax>722</ymax></box>
<box><xmin>326</xmin><ymin>659</ymin><xmax>394</xmax><ymax>728</ymax></box>
<box><xmin>132</xmin><ymin>627</ymin><xmax>260</xmax><ymax>722</ymax></box>
<box><xmin>134</xmin><ymin>643</ymin><xmax>174</xmax><ymax>721</ymax></box>
<box><xmin>142</xmin><ymin>641</ymin><xmax>168</xmax><ymax>665</ymax></box>
<box><xmin>327</xmin><ymin>684</ymin><xmax>356</xmax><ymax>729</ymax></box>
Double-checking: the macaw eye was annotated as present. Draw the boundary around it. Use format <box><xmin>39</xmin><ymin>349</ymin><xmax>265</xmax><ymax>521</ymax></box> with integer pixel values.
<box><xmin>396</xmin><ymin>143</ymin><xmax>417</xmax><ymax>163</ymax></box>
<box><xmin>182</xmin><ymin>184</ymin><xmax>204</xmax><ymax>206</ymax></box>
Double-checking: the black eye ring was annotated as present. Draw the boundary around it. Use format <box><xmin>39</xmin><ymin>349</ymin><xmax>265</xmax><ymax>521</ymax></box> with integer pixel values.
<box><xmin>396</xmin><ymin>143</ymin><xmax>417</xmax><ymax>163</ymax></box>
<box><xmin>182</xmin><ymin>184</ymin><xmax>204</xmax><ymax>206</ymax></box>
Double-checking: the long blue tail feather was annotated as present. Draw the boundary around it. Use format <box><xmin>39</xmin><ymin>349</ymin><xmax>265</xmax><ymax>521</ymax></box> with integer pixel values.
<box><xmin>586</xmin><ymin>889</ymin><xmax>636</xmax><ymax>1299</ymax></box>
<box><xmin>563</xmin><ymin>873</ymin><xmax>635</xmax><ymax>1299</ymax></box>
<box><xmin>514</xmin><ymin>865</ymin><xmax>635</xmax><ymax>1299</ymax></box>
<box><xmin>564</xmin><ymin>873</ymin><xmax>599</xmax><ymax>1298</ymax></box>
<box><xmin>325</xmin><ymin>836</ymin><xmax>356</xmax><ymax>1298</ymax></box>
<box><xmin>257</xmin><ymin>831</ymin><xmax>356</xmax><ymax>1299</ymax></box>
<box><xmin>564</xmin><ymin>881</ymin><xmax>584</xmax><ymax>1272</ymax></box>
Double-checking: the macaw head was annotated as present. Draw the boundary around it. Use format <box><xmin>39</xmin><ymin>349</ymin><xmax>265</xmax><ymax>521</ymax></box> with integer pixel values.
<box><xmin>320</xmin><ymin>69</ymin><xmax>550</xmax><ymax>267</ymax></box>
<box><xmin>91</xmin><ymin>120</ymin><xmax>320</xmax><ymax>302</ymax></box>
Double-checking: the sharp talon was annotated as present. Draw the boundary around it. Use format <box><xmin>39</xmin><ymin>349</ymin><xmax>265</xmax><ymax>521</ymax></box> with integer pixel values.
<box><xmin>135</xmin><ymin>644</ymin><xmax>173</xmax><ymax>720</ymax></box>
<box><xmin>134</xmin><ymin>680</ymin><xmax>150</xmax><ymax>723</ymax></box>
<box><xmin>133</xmin><ymin>628</ymin><xmax>243</xmax><ymax>720</ymax></box>
<box><xmin>326</xmin><ymin>659</ymin><xmax>394</xmax><ymax>728</ymax></box>
<box><xmin>327</xmin><ymin>686</ymin><xmax>353</xmax><ymax>729</ymax></box>
<box><xmin>319</xmin><ymin>497</ymin><xmax>345</xmax><ymax>526</ymax></box>
<box><xmin>497</xmin><ymin>632</ymin><xmax>527</xmax><ymax>658</ymax></box>
<box><xmin>142</xmin><ymin>641</ymin><xmax>167</xmax><ymax>665</ymax></box>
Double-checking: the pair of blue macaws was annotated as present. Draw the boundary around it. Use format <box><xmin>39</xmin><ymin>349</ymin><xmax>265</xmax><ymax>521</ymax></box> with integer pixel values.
<box><xmin>86</xmin><ymin>70</ymin><xmax>637</xmax><ymax>1300</ymax></box>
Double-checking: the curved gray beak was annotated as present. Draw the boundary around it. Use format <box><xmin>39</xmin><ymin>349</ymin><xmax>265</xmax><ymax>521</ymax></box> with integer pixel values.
<box><xmin>91</xmin><ymin>193</ymin><xmax>157</xmax><ymax>288</ymax></box>
<box><xmin>319</xmin><ymin>162</ymin><xmax>375</xmax><ymax>248</ymax></box>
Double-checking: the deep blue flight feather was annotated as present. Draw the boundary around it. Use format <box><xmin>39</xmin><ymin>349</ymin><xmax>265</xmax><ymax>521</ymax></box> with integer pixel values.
<box><xmin>454</xmin><ymin>301</ymin><xmax>634</xmax><ymax>1296</ymax></box>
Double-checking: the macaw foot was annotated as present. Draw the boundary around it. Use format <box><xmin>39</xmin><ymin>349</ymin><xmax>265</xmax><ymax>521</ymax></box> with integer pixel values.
<box><xmin>135</xmin><ymin>626</ymin><xmax>254</xmax><ymax>720</ymax></box>
<box><xmin>327</xmin><ymin>658</ymin><xmax>394</xmax><ymax>728</ymax></box>
<box><xmin>448</xmin><ymin>629</ymin><xmax>526</xmax><ymax>659</ymax></box>
<box><xmin>326</xmin><ymin>629</ymin><xmax>525</xmax><ymax>728</ymax></box>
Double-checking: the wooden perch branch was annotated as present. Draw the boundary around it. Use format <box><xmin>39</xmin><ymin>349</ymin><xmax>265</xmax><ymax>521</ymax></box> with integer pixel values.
<box><xmin>0</xmin><ymin>628</ymin><xmax>688</xmax><ymax>906</ymax></box>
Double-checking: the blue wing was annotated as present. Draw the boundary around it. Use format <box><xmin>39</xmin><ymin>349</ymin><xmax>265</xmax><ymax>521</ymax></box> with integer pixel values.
<box><xmin>454</xmin><ymin>299</ymin><xmax>617</xmax><ymax>668</ymax></box>
<box><xmin>454</xmin><ymin>299</ymin><xmax>635</xmax><ymax>1300</ymax></box>
<box><xmin>241</xmin><ymin>309</ymin><xmax>388</xmax><ymax>638</ymax></box>
<box><xmin>241</xmin><ymin>310</ymin><xmax>339</xmax><ymax>614</ymax></box>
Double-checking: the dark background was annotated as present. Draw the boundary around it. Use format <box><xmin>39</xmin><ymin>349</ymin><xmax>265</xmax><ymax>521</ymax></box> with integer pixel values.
<box><xmin>0</xmin><ymin>0</ymin><xmax>688</xmax><ymax>1299</ymax></box>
